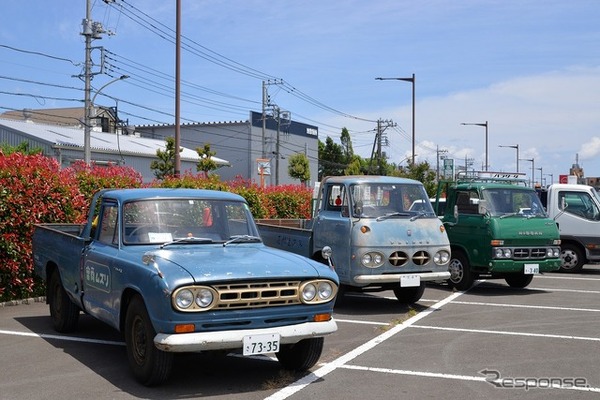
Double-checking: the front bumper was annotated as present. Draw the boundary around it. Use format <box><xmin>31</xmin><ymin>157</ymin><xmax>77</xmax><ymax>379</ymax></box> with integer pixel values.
<box><xmin>154</xmin><ymin>319</ymin><xmax>337</xmax><ymax>352</ymax></box>
<box><xmin>353</xmin><ymin>271</ymin><xmax>451</xmax><ymax>284</ymax></box>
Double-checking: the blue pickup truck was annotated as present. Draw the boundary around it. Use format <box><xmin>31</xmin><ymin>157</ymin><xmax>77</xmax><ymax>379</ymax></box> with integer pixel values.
<box><xmin>32</xmin><ymin>188</ymin><xmax>338</xmax><ymax>386</ymax></box>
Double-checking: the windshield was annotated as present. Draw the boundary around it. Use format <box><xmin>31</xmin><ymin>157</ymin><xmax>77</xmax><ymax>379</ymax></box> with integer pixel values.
<box><xmin>481</xmin><ymin>188</ymin><xmax>547</xmax><ymax>218</ymax></box>
<box><xmin>349</xmin><ymin>183</ymin><xmax>435</xmax><ymax>218</ymax></box>
<box><xmin>122</xmin><ymin>198</ymin><xmax>259</xmax><ymax>245</ymax></box>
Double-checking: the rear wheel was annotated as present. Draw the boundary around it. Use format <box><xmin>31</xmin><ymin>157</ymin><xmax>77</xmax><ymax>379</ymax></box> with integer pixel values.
<box><xmin>276</xmin><ymin>337</ymin><xmax>324</xmax><ymax>371</ymax></box>
<box><xmin>447</xmin><ymin>251</ymin><xmax>474</xmax><ymax>291</ymax></box>
<box><xmin>505</xmin><ymin>274</ymin><xmax>534</xmax><ymax>288</ymax></box>
<box><xmin>393</xmin><ymin>283</ymin><xmax>425</xmax><ymax>304</ymax></box>
<box><xmin>125</xmin><ymin>296</ymin><xmax>174</xmax><ymax>386</ymax></box>
<box><xmin>48</xmin><ymin>270</ymin><xmax>80</xmax><ymax>333</ymax></box>
<box><xmin>560</xmin><ymin>244</ymin><xmax>585</xmax><ymax>272</ymax></box>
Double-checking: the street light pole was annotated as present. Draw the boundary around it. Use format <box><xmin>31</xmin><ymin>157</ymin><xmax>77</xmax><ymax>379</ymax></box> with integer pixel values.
<box><xmin>461</xmin><ymin>121</ymin><xmax>489</xmax><ymax>171</ymax></box>
<box><xmin>498</xmin><ymin>144</ymin><xmax>519</xmax><ymax>172</ymax></box>
<box><xmin>85</xmin><ymin>75</ymin><xmax>129</xmax><ymax>164</ymax></box>
<box><xmin>376</xmin><ymin>73</ymin><xmax>416</xmax><ymax>164</ymax></box>
<box><xmin>520</xmin><ymin>158</ymin><xmax>535</xmax><ymax>187</ymax></box>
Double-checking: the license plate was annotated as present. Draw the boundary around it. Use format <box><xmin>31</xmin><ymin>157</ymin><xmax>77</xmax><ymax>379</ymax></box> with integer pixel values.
<box><xmin>243</xmin><ymin>333</ymin><xmax>280</xmax><ymax>356</ymax></box>
<box><xmin>400</xmin><ymin>274</ymin><xmax>420</xmax><ymax>287</ymax></box>
<box><xmin>524</xmin><ymin>264</ymin><xmax>539</xmax><ymax>274</ymax></box>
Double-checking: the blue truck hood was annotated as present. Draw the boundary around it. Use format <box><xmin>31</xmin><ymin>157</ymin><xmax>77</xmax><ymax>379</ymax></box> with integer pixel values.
<box><xmin>151</xmin><ymin>244</ymin><xmax>331</xmax><ymax>283</ymax></box>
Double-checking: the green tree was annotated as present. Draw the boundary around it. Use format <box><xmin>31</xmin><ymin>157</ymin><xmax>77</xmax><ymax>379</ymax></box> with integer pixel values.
<box><xmin>196</xmin><ymin>143</ymin><xmax>218</xmax><ymax>178</ymax></box>
<box><xmin>318</xmin><ymin>137</ymin><xmax>346</xmax><ymax>180</ymax></box>
<box><xmin>0</xmin><ymin>141</ymin><xmax>42</xmax><ymax>155</ymax></box>
<box><xmin>392</xmin><ymin>161</ymin><xmax>437</xmax><ymax>196</ymax></box>
<box><xmin>288</xmin><ymin>153</ymin><xmax>311</xmax><ymax>185</ymax></box>
<box><xmin>150</xmin><ymin>137</ymin><xmax>181</xmax><ymax>180</ymax></box>
<box><xmin>340</xmin><ymin>127</ymin><xmax>354</xmax><ymax>164</ymax></box>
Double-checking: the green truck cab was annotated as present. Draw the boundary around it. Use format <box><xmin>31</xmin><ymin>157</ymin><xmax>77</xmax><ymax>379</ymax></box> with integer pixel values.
<box><xmin>435</xmin><ymin>171</ymin><xmax>561</xmax><ymax>290</ymax></box>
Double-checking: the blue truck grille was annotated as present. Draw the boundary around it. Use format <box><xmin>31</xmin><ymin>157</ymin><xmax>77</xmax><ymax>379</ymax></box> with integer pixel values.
<box><xmin>388</xmin><ymin>251</ymin><xmax>430</xmax><ymax>266</ymax></box>
<box><xmin>212</xmin><ymin>281</ymin><xmax>302</xmax><ymax>309</ymax></box>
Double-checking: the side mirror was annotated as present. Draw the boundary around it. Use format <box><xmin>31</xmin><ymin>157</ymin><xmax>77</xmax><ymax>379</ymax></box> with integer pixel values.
<box><xmin>478</xmin><ymin>199</ymin><xmax>489</xmax><ymax>215</ymax></box>
<box><xmin>453</xmin><ymin>204</ymin><xmax>459</xmax><ymax>220</ymax></box>
<box><xmin>321</xmin><ymin>246</ymin><xmax>335</xmax><ymax>270</ymax></box>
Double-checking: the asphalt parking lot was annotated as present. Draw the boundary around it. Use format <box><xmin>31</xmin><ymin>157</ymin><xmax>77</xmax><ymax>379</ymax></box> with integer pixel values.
<box><xmin>2</xmin><ymin>266</ymin><xmax>600</xmax><ymax>399</ymax></box>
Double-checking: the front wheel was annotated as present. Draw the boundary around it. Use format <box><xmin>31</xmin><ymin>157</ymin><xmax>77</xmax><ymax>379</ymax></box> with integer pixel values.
<box><xmin>505</xmin><ymin>274</ymin><xmax>534</xmax><ymax>288</ymax></box>
<box><xmin>48</xmin><ymin>270</ymin><xmax>80</xmax><ymax>333</ymax></box>
<box><xmin>560</xmin><ymin>244</ymin><xmax>585</xmax><ymax>272</ymax></box>
<box><xmin>276</xmin><ymin>337</ymin><xmax>324</xmax><ymax>371</ymax></box>
<box><xmin>125</xmin><ymin>296</ymin><xmax>174</xmax><ymax>386</ymax></box>
<box><xmin>393</xmin><ymin>283</ymin><xmax>425</xmax><ymax>304</ymax></box>
<box><xmin>447</xmin><ymin>251</ymin><xmax>474</xmax><ymax>291</ymax></box>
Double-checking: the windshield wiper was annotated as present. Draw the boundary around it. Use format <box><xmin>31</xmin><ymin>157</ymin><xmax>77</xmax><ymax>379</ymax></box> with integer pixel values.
<box><xmin>160</xmin><ymin>237</ymin><xmax>214</xmax><ymax>249</ymax></box>
<box><xmin>376</xmin><ymin>212</ymin><xmax>411</xmax><ymax>221</ymax></box>
<box><xmin>223</xmin><ymin>235</ymin><xmax>262</xmax><ymax>247</ymax></box>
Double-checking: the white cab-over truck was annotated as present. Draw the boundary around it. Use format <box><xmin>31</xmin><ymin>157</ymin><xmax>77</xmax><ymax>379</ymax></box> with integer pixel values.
<box><xmin>539</xmin><ymin>183</ymin><xmax>600</xmax><ymax>272</ymax></box>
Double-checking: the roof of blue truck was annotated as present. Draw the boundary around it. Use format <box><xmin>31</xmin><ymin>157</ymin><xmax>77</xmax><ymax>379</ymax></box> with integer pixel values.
<box><xmin>321</xmin><ymin>175</ymin><xmax>423</xmax><ymax>185</ymax></box>
<box><xmin>99</xmin><ymin>188</ymin><xmax>246</xmax><ymax>202</ymax></box>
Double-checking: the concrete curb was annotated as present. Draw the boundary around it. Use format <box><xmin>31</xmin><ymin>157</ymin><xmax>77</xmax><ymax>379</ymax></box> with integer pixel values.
<box><xmin>0</xmin><ymin>296</ymin><xmax>46</xmax><ymax>307</ymax></box>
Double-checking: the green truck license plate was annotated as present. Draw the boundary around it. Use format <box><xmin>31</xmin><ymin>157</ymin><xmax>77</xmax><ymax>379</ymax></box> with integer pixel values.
<box><xmin>524</xmin><ymin>264</ymin><xmax>539</xmax><ymax>274</ymax></box>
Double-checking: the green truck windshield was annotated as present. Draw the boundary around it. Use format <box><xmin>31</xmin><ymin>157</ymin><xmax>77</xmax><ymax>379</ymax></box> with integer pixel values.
<box><xmin>481</xmin><ymin>188</ymin><xmax>546</xmax><ymax>218</ymax></box>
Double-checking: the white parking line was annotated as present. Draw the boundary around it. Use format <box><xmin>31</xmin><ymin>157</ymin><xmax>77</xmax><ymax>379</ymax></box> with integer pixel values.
<box><xmin>263</xmin><ymin>291</ymin><xmax>465</xmax><ymax>400</ymax></box>
<box><xmin>410</xmin><ymin>325</ymin><xmax>600</xmax><ymax>342</ymax></box>
<box><xmin>450</xmin><ymin>300</ymin><xmax>600</xmax><ymax>313</ymax></box>
<box><xmin>0</xmin><ymin>329</ymin><xmax>125</xmax><ymax>346</ymax></box>
<box><xmin>337</xmin><ymin>364</ymin><xmax>600</xmax><ymax>393</ymax></box>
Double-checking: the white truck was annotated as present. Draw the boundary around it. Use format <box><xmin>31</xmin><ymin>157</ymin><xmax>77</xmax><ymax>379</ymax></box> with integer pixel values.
<box><xmin>539</xmin><ymin>183</ymin><xmax>600</xmax><ymax>272</ymax></box>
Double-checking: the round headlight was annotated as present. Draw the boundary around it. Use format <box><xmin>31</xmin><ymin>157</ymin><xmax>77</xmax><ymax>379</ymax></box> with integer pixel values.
<box><xmin>434</xmin><ymin>250</ymin><xmax>450</xmax><ymax>265</ymax></box>
<box><xmin>318</xmin><ymin>282</ymin><xmax>333</xmax><ymax>300</ymax></box>
<box><xmin>503</xmin><ymin>249</ymin><xmax>512</xmax><ymax>258</ymax></box>
<box><xmin>373</xmin><ymin>253</ymin><xmax>383</xmax><ymax>264</ymax></box>
<box><xmin>302</xmin><ymin>283</ymin><xmax>317</xmax><ymax>301</ymax></box>
<box><xmin>494</xmin><ymin>248</ymin><xmax>504</xmax><ymax>258</ymax></box>
<box><xmin>175</xmin><ymin>289</ymin><xmax>194</xmax><ymax>309</ymax></box>
<box><xmin>361</xmin><ymin>253</ymin><xmax>372</xmax><ymax>266</ymax></box>
<box><xmin>196</xmin><ymin>288</ymin><xmax>214</xmax><ymax>308</ymax></box>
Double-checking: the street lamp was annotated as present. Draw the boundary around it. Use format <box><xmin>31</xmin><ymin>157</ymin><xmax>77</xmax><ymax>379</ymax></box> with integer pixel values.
<box><xmin>498</xmin><ymin>144</ymin><xmax>519</xmax><ymax>173</ymax></box>
<box><xmin>544</xmin><ymin>173</ymin><xmax>554</xmax><ymax>185</ymax></box>
<box><xmin>536</xmin><ymin>167</ymin><xmax>543</xmax><ymax>187</ymax></box>
<box><xmin>461</xmin><ymin>121</ymin><xmax>488</xmax><ymax>171</ymax></box>
<box><xmin>376</xmin><ymin>73</ymin><xmax>416</xmax><ymax>164</ymax></box>
<box><xmin>520</xmin><ymin>158</ymin><xmax>535</xmax><ymax>187</ymax></box>
<box><xmin>84</xmin><ymin>75</ymin><xmax>129</xmax><ymax>164</ymax></box>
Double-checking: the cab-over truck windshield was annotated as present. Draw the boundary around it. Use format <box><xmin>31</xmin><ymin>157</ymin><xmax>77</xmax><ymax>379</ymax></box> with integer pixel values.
<box><xmin>349</xmin><ymin>183</ymin><xmax>435</xmax><ymax>218</ymax></box>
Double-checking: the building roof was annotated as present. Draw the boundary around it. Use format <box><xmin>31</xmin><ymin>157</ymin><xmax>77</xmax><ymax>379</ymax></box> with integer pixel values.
<box><xmin>0</xmin><ymin>118</ymin><xmax>230</xmax><ymax>165</ymax></box>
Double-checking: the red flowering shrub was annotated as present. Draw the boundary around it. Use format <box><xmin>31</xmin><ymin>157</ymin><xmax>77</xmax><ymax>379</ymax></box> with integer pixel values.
<box><xmin>263</xmin><ymin>184</ymin><xmax>313</xmax><ymax>219</ymax></box>
<box><xmin>69</xmin><ymin>160</ymin><xmax>143</xmax><ymax>203</ymax></box>
<box><xmin>0</xmin><ymin>153</ymin><xmax>87</xmax><ymax>301</ymax></box>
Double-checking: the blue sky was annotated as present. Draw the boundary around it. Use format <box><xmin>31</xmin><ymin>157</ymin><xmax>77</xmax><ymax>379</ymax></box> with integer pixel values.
<box><xmin>1</xmin><ymin>0</ymin><xmax>599</xmax><ymax>184</ymax></box>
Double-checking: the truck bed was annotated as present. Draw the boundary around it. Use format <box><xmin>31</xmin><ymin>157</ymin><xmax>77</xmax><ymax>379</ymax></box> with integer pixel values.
<box><xmin>255</xmin><ymin>219</ymin><xmax>313</xmax><ymax>258</ymax></box>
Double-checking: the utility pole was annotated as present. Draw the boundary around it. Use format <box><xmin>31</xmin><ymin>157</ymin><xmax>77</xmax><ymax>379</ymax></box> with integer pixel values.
<box><xmin>174</xmin><ymin>0</ymin><xmax>181</xmax><ymax>177</ymax></box>
<box><xmin>436</xmin><ymin>146</ymin><xmax>448</xmax><ymax>181</ymax></box>
<box><xmin>82</xmin><ymin>0</ymin><xmax>107</xmax><ymax>164</ymax></box>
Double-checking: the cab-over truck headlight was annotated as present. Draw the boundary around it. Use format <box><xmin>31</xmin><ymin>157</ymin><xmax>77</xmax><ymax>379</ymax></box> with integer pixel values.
<box><xmin>361</xmin><ymin>251</ymin><xmax>385</xmax><ymax>268</ymax></box>
<box><xmin>433</xmin><ymin>250</ymin><xmax>450</xmax><ymax>265</ymax></box>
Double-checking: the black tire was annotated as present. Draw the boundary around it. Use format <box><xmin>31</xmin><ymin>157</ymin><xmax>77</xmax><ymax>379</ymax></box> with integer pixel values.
<box><xmin>393</xmin><ymin>283</ymin><xmax>425</xmax><ymax>304</ymax></box>
<box><xmin>505</xmin><ymin>274</ymin><xmax>534</xmax><ymax>288</ymax></box>
<box><xmin>560</xmin><ymin>243</ymin><xmax>585</xmax><ymax>272</ymax></box>
<box><xmin>447</xmin><ymin>251</ymin><xmax>474</xmax><ymax>291</ymax></box>
<box><xmin>276</xmin><ymin>337</ymin><xmax>324</xmax><ymax>371</ymax></box>
<box><xmin>48</xmin><ymin>270</ymin><xmax>80</xmax><ymax>333</ymax></box>
<box><xmin>124</xmin><ymin>296</ymin><xmax>174</xmax><ymax>386</ymax></box>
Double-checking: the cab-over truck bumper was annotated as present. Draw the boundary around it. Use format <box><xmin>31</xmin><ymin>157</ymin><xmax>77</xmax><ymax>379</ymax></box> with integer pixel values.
<box><xmin>353</xmin><ymin>271</ymin><xmax>450</xmax><ymax>284</ymax></box>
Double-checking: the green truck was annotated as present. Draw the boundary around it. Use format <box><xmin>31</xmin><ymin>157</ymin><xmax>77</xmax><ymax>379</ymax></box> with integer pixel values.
<box><xmin>434</xmin><ymin>171</ymin><xmax>561</xmax><ymax>290</ymax></box>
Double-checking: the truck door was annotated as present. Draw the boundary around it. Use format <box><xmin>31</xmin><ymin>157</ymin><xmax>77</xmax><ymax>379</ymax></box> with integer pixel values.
<box><xmin>446</xmin><ymin>190</ymin><xmax>487</xmax><ymax>265</ymax></box>
<box><xmin>82</xmin><ymin>201</ymin><xmax>121</xmax><ymax>328</ymax></box>
<box><xmin>313</xmin><ymin>183</ymin><xmax>352</xmax><ymax>280</ymax></box>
